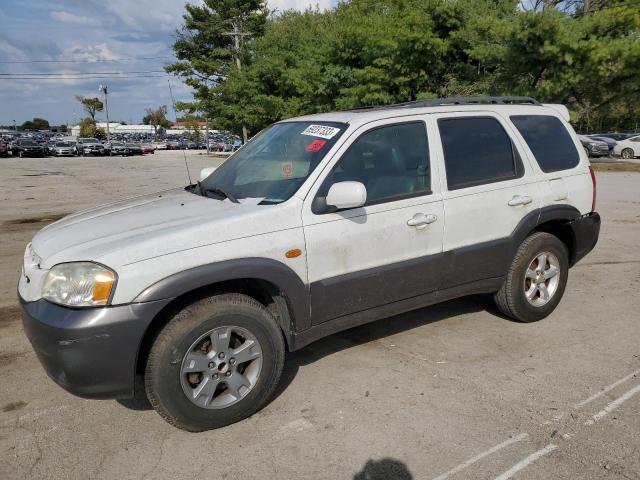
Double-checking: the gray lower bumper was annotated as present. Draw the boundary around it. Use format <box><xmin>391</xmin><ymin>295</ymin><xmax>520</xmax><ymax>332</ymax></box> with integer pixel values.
<box><xmin>20</xmin><ymin>296</ymin><xmax>172</xmax><ymax>399</ymax></box>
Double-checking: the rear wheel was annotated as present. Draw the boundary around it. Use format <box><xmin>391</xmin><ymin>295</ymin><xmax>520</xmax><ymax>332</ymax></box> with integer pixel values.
<box><xmin>621</xmin><ymin>148</ymin><xmax>634</xmax><ymax>160</ymax></box>
<box><xmin>494</xmin><ymin>232</ymin><xmax>569</xmax><ymax>322</ymax></box>
<box><xmin>145</xmin><ymin>293</ymin><xmax>285</xmax><ymax>431</ymax></box>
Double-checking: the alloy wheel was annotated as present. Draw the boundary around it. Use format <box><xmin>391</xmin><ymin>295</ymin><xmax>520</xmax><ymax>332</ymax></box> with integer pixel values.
<box><xmin>180</xmin><ymin>325</ymin><xmax>263</xmax><ymax>409</ymax></box>
<box><xmin>523</xmin><ymin>251</ymin><xmax>561</xmax><ymax>307</ymax></box>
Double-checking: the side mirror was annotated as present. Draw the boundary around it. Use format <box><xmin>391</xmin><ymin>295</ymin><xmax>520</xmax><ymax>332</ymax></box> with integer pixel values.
<box><xmin>326</xmin><ymin>181</ymin><xmax>367</xmax><ymax>210</ymax></box>
<box><xmin>199</xmin><ymin>166</ymin><xmax>217</xmax><ymax>181</ymax></box>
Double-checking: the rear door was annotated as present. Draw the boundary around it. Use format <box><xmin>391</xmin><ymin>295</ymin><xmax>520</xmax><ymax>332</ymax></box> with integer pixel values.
<box><xmin>509</xmin><ymin>114</ymin><xmax>594</xmax><ymax>216</ymax></box>
<box><xmin>431</xmin><ymin>112</ymin><xmax>539</xmax><ymax>289</ymax></box>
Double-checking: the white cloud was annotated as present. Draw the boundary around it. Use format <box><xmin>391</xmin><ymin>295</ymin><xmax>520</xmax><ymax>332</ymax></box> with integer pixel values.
<box><xmin>64</xmin><ymin>43</ymin><xmax>120</xmax><ymax>62</ymax></box>
<box><xmin>50</xmin><ymin>11</ymin><xmax>99</xmax><ymax>26</ymax></box>
<box><xmin>86</xmin><ymin>0</ymin><xmax>191</xmax><ymax>32</ymax></box>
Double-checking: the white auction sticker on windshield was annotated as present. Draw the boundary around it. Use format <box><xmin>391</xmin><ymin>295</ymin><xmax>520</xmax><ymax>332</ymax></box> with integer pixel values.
<box><xmin>300</xmin><ymin>124</ymin><xmax>341</xmax><ymax>139</ymax></box>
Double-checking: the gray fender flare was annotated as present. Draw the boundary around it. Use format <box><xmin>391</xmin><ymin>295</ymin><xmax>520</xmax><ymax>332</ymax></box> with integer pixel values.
<box><xmin>133</xmin><ymin>258</ymin><xmax>311</xmax><ymax>331</ymax></box>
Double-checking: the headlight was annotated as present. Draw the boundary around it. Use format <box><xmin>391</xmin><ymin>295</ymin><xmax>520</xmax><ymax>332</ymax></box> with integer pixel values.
<box><xmin>42</xmin><ymin>262</ymin><xmax>116</xmax><ymax>307</ymax></box>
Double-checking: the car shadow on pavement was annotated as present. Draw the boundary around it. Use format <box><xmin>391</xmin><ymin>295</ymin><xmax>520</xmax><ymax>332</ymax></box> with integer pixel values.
<box><xmin>273</xmin><ymin>295</ymin><xmax>493</xmax><ymax>402</ymax></box>
<box><xmin>353</xmin><ymin>458</ymin><xmax>413</xmax><ymax>480</ymax></box>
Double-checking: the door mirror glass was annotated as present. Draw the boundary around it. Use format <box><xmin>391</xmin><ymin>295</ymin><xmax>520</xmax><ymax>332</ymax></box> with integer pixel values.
<box><xmin>325</xmin><ymin>181</ymin><xmax>367</xmax><ymax>210</ymax></box>
<box><xmin>199</xmin><ymin>166</ymin><xmax>217</xmax><ymax>181</ymax></box>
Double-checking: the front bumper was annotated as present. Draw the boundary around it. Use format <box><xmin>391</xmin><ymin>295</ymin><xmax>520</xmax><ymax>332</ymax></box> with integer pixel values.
<box><xmin>20</xmin><ymin>296</ymin><xmax>172</xmax><ymax>399</ymax></box>
<box><xmin>588</xmin><ymin>145</ymin><xmax>608</xmax><ymax>157</ymax></box>
<box><xmin>568</xmin><ymin>212</ymin><xmax>601</xmax><ymax>265</ymax></box>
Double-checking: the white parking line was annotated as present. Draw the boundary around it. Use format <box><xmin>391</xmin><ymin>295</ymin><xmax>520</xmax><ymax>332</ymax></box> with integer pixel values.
<box><xmin>432</xmin><ymin>433</ymin><xmax>529</xmax><ymax>480</ymax></box>
<box><xmin>585</xmin><ymin>383</ymin><xmax>640</xmax><ymax>426</ymax></box>
<box><xmin>575</xmin><ymin>369</ymin><xmax>640</xmax><ymax>408</ymax></box>
<box><xmin>493</xmin><ymin>444</ymin><xmax>557</xmax><ymax>480</ymax></box>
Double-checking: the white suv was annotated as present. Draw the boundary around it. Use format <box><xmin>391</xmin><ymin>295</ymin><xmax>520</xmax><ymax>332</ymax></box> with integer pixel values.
<box><xmin>19</xmin><ymin>97</ymin><xmax>600</xmax><ymax>431</ymax></box>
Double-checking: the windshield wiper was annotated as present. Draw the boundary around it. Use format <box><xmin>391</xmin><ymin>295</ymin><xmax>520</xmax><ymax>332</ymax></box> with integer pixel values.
<box><xmin>198</xmin><ymin>182</ymin><xmax>239</xmax><ymax>203</ymax></box>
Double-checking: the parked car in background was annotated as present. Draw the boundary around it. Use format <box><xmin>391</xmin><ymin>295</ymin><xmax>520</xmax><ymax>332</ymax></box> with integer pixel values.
<box><xmin>588</xmin><ymin>135</ymin><xmax>616</xmax><ymax>153</ymax></box>
<box><xmin>50</xmin><ymin>141</ymin><xmax>77</xmax><ymax>157</ymax></box>
<box><xmin>166</xmin><ymin>140</ymin><xmax>181</xmax><ymax>150</ymax></box>
<box><xmin>605</xmin><ymin>133</ymin><xmax>636</xmax><ymax>141</ymax></box>
<box><xmin>152</xmin><ymin>141</ymin><xmax>167</xmax><ymax>150</ymax></box>
<box><xmin>613</xmin><ymin>135</ymin><xmax>640</xmax><ymax>159</ymax></box>
<box><xmin>13</xmin><ymin>138</ymin><xmax>45</xmax><ymax>157</ymax></box>
<box><xmin>126</xmin><ymin>143</ymin><xmax>143</xmax><ymax>155</ymax></box>
<box><xmin>106</xmin><ymin>141</ymin><xmax>131</xmax><ymax>156</ymax></box>
<box><xmin>578</xmin><ymin>135</ymin><xmax>608</xmax><ymax>157</ymax></box>
<box><xmin>141</xmin><ymin>143</ymin><xmax>155</xmax><ymax>154</ymax></box>
<box><xmin>0</xmin><ymin>138</ymin><xmax>8</xmax><ymax>157</ymax></box>
<box><xmin>77</xmin><ymin>138</ymin><xmax>106</xmax><ymax>156</ymax></box>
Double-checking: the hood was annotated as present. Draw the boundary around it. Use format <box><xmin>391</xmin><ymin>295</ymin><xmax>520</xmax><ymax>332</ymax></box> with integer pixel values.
<box><xmin>31</xmin><ymin>188</ymin><xmax>300</xmax><ymax>269</ymax></box>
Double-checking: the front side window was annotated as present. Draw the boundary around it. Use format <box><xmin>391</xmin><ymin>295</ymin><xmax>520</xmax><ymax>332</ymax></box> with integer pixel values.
<box><xmin>198</xmin><ymin>121</ymin><xmax>346</xmax><ymax>204</ymax></box>
<box><xmin>438</xmin><ymin>117</ymin><xmax>522</xmax><ymax>190</ymax></box>
<box><xmin>317</xmin><ymin>121</ymin><xmax>430</xmax><ymax>208</ymax></box>
<box><xmin>510</xmin><ymin>115</ymin><xmax>579</xmax><ymax>172</ymax></box>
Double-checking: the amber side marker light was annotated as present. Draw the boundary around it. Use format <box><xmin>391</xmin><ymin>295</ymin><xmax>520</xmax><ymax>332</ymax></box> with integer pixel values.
<box><xmin>92</xmin><ymin>271</ymin><xmax>116</xmax><ymax>304</ymax></box>
<box><xmin>285</xmin><ymin>249</ymin><xmax>302</xmax><ymax>258</ymax></box>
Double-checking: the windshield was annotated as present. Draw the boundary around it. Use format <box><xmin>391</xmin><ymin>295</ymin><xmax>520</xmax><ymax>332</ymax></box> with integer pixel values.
<box><xmin>198</xmin><ymin>121</ymin><xmax>347</xmax><ymax>204</ymax></box>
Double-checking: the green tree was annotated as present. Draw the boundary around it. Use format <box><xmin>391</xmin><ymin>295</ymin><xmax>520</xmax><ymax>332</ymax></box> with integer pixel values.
<box><xmin>79</xmin><ymin>117</ymin><xmax>97</xmax><ymax>137</ymax></box>
<box><xmin>172</xmin><ymin>0</ymin><xmax>640</xmax><ymax>134</ymax></box>
<box><xmin>21</xmin><ymin>117</ymin><xmax>50</xmax><ymax>130</ymax></box>
<box><xmin>76</xmin><ymin>96</ymin><xmax>104</xmax><ymax>122</ymax></box>
<box><xmin>166</xmin><ymin>0</ymin><xmax>268</xmax><ymax>140</ymax></box>
<box><xmin>143</xmin><ymin>105</ymin><xmax>171</xmax><ymax>138</ymax></box>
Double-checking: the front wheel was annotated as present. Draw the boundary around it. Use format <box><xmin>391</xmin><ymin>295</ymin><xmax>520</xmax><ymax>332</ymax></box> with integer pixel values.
<box><xmin>494</xmin><ymin>232</ymin><xmax>569</xmax><ymax>323</ymax></box>
<box><xmin>145</xmin><ymin>293</ymin><xmax>285</xmax><ymax>431</ymax></box>
<box><xmin>621</xmin><ymin>148</ymin><xmax>634</xmax><ymax>160</ymax></box>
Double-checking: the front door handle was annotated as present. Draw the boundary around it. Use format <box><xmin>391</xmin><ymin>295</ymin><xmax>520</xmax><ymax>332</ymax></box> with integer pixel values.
<box><xmin>508</xmin><ymin>195</ymin><xmax>533</xmax><ymax>207</ymax></box>
<box><xmin>407</xmin><ymin>213</ymin><xmax>438</xmax><ymax>229</ymax></box>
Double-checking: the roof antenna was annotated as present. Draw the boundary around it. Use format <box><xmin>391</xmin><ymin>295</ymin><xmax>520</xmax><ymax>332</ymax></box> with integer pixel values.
<box><xmin>167</xmin><ymin>78</ymin><xmax>192</xmax><ymax>185</ymax></box>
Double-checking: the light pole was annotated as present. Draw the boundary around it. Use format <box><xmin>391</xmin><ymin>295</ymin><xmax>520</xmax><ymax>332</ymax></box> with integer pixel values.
<box><xmin>99</xmin><ymin>84</ymin><xmax>110</xmax><ymax>142</ymax></box>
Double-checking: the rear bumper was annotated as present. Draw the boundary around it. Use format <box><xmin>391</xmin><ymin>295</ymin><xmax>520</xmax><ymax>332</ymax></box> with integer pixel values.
<box><xmin>20</xmin><ymin>296</ymin><xmax>172</xmax><ymax>399</ymax></box>
<box><xmin>569</xmin><ymin>212</ymin><xmax>601</xmax><ymax>265</ymax></box>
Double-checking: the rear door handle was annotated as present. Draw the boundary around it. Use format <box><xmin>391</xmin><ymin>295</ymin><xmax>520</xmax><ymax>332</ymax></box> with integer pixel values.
<box><xmin>508</xmin><ymin>195</ymin><xmax>532</xmax><ymax>207</ymax></box>
<box><xmin>407</xmin><ymin>213</ymin><xmax>438</xmax><ymax>229</ymax></box>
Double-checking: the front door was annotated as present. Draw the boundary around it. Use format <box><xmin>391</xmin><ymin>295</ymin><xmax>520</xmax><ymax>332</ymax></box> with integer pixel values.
<box><xmin>302</xmin><ymin>118</ymin><xmax>445</xmax><ymax>324</ymax></box>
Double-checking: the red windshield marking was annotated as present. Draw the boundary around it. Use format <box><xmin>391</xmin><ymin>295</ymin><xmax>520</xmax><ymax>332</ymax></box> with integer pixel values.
<box><xmin>305</xmin><ymin>139</ymin><xmax>327</xmax><ymax>152</ymax></box>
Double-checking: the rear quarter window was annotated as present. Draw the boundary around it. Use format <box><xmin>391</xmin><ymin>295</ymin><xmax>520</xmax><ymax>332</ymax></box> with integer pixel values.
<box><xmin>510</xmin><ymin>115</ymin><xmax>579</xmax><ymax>173</ymax></box>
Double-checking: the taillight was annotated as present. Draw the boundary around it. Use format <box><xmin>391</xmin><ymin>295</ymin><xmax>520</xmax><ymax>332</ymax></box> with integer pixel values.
<box><xmin>589</xmin><ymin>165</ymin><xmax>597</xmax><ymax>212</ymax></box>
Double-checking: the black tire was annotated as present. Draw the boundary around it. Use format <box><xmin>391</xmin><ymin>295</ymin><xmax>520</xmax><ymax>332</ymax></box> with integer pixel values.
<box><xmin>144</xmin><ymin>293</ymin><xmax>285</xmax><ymax>431</ymax></box>
<box><xmin>493</xmin><ymin>232</ymin><xmax>569</xmax><ymax>323</ymax></box>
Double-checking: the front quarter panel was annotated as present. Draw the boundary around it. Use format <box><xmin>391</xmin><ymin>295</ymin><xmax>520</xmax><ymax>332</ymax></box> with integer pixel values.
<box><xmin>109</xmin><ymin>198</ymin><xmax>308</xmax><ymax>306</ymax></box>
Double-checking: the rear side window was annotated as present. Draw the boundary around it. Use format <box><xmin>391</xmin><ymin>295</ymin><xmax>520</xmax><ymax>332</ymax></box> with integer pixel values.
<box><xmin>510</xmin><ymin>115</ymin><xmax>579</xmax><ymax>172</ymax></box>
<box><xmin>438</xmin><ymin>117</ymin><xmax>523</xmax><ymax>190</ymax></box>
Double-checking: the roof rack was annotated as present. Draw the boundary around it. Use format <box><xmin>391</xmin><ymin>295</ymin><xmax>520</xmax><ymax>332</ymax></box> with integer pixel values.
<box><xmin>348</xmin><ymin>96</ymin><xmax>541</xmax><ymax>111</ymax></box>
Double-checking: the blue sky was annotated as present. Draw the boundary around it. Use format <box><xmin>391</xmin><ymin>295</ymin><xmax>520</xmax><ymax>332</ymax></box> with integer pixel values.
<box><xmin>0</xmin><ymin>1</ymin><xmax>338</xmax><ymax>126</ymax></box>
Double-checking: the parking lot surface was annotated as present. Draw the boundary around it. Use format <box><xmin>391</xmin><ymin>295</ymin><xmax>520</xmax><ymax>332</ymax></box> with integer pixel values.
<box><xmin>1</xmin><ymin>152</ymin><xmax>639</xmax><ymax>479</ymax></box>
